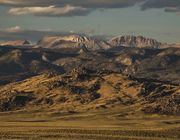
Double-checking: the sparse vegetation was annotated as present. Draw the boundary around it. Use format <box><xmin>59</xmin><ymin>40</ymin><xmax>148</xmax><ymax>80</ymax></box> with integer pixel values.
<box><xmin>0</xmin><ymin>112</ymin><xmax>180</xmax><ymax>140</ymax></box>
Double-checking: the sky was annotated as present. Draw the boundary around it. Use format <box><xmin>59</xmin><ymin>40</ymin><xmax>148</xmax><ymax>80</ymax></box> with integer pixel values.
<box><xmin>0</xmin><ymin>0</ymin><xmax>180</xmax><ymax>43</ymax></box>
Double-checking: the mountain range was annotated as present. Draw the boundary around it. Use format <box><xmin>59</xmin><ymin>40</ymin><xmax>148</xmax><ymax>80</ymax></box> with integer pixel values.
<box><xmin>1</xmin><ymin>34</ymin><xmax>179</xmax><ymax>50</ymax></box>
<box><xmin>36</xmin><ymin>35</ymin><xmax>180</xmax><ymax>50</ymax></box>
<box><xmin>0</xmin><ymin>34</ymin><xmax>179</xmax><ymax>116</ymax></box>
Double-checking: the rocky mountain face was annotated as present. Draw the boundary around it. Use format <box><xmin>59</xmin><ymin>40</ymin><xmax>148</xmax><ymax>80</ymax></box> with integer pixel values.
<box><xmin>108</xmin><ymin>35</ymin><xmax>162</xmax><ymax>48</ymax></box>
<box><xmin>36</xmin><ymin>35</ymin><xmax>111</xmax><ymax>51</ymax></box>
<box><xmin>108</xmin><ymin>35</ymin><xmax>180</xmax><ymax>49</ymax></box>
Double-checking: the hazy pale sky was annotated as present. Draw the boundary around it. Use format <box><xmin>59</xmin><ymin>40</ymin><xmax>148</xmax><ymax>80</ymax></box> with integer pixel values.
<box><xmin>0</xmin><ymin>0</ymin><xmax>180</xmax><ymax>43</ymax></box>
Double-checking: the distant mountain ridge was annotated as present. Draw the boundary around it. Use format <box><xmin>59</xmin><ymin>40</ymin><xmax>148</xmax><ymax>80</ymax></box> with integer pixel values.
<box><xmin>36</xmin><ymin>34</ymin><xmax>180</xmax><ymax>50</ymax></box>
<box><xmin>1</xmin><ymin>35</ymin><xmax>180</xmax><ymax>50</ymax></box>
<box><xmin>0</xmin><ymin>40</ymin><xmax>30</xmax><ymax>46</ymax></box>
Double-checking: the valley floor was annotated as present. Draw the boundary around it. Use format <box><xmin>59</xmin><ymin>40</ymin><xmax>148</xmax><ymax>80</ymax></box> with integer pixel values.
<box><xmin>0</xmin><ymin>110</ymin><xmax>179</xmax><ymax>140</ymax></box>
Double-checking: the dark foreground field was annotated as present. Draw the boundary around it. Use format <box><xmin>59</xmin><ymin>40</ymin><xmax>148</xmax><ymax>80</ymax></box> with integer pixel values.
<box><xmin>0</xmin><ymin>110</ymin><xmax>179</xmax><ymax>140</ymax></box>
